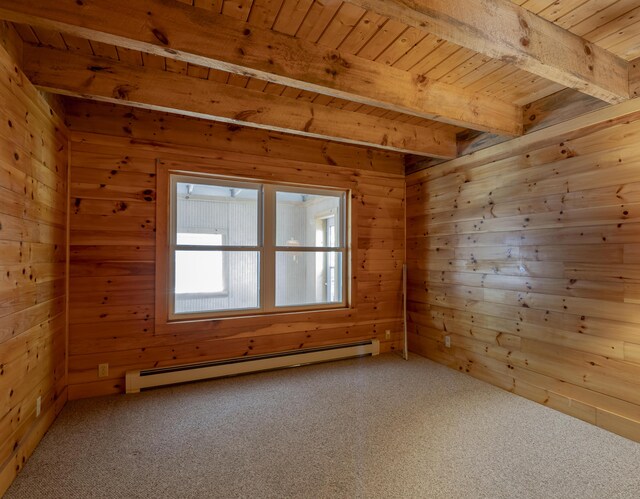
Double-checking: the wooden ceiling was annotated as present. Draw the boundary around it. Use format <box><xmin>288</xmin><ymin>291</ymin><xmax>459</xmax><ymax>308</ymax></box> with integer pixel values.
<box><xmin>3</xmin><ymin>0</ymin><xmax>640</xmax><ymax>159</ymax></box>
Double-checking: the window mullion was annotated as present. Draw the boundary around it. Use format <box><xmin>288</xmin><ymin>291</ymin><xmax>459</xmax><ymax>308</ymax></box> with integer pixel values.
<box><xmin>263</xmin><ymin>185</ymin><xmax>276</xmax><ymax>312</ymax></box>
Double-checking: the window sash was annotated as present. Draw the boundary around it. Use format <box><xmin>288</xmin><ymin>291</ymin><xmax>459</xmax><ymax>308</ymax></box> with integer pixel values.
<box><xmin>168</xmin><ymin>174</ymin><xmax>348</xmax><ymax>320</ymax></box>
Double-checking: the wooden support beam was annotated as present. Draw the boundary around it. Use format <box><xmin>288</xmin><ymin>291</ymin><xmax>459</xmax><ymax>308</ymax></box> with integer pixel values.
<box><xmin>522</xmin><ymin>89</ymin><xmax>609</xmax><ymax>135</ymax></box>
<box><xmin>631</xmin><ymin>57</ymin><xmax>640</xmax><ymax>99</ymax></box>
<box><xmin>408</xmin><ymin>94</ymin><xmax>640</xmax><ymax>183</ymax></box>
<box><xmin>345</xmin><ymin>0</ymin><xmax>630</xmax><ymax>104</ymax></box>
<box><xmin>22</xmin><ymin>45</ymin><xmax>456</xmax><ymax>158</ymax></box>
<box><xmin>0</xmin><ymin>0</ymin><xmax>522</xmax><ymax>136</ymax></box>
<box><xmin>406</xmin><ymin>88</ymin><xmax>614</xmax><ymax>174</ymax></box>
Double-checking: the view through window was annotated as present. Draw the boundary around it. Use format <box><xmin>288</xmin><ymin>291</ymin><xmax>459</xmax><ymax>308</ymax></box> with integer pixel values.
<box><xmin>169</xmin><ymin>175</ymin><xmax>347</xmax><ymax>318</ymax></box>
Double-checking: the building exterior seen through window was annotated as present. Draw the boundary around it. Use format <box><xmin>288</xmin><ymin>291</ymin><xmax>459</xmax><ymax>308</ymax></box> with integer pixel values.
<box><xmin>169</xmin><ymin>174</ymin><xmax>348</xmax><ymax>319</ymax></box>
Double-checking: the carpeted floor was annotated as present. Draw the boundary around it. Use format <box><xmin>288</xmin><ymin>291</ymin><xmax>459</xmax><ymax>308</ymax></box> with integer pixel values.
<box><xmin>6</xmin><ymin>354</ymin><xmax>640</xmax><ymax>498</ymax></box>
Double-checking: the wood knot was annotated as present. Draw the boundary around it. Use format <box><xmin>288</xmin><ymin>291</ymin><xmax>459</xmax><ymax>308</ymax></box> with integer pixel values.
<box><xmin>113</xmin><ymin>85</ymin><xmax>133</xmax><ymax>100</ymax></box>
<box><xmin>151</xmin><ymin>28</ymin><xmax>169</xmax><ymax>45</ymax></box>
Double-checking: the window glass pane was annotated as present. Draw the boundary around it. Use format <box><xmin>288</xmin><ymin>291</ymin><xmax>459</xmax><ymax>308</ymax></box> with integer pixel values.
<box><xmin>174</xmin><ymin>251</ymin><xmax>259</xmax><ymax>314</ymax></box>
<box><xmin>176</xmin><ymin>181</ymin><xmax>259</xmax><ymax>246</ymax></box>
<box><xmin>275</xmin><ymin>251</ymin><xmax>342</xmax><ymax>307</ymax></box>
<box><xmin>276</xmin><ymin>191</ymin><xmax>341</xmax><ymax>247</ymax></box>
<box><xmin>175</xmin><ymin>250</ymin><xmax>225</xmax><ymax>294</ymax></box>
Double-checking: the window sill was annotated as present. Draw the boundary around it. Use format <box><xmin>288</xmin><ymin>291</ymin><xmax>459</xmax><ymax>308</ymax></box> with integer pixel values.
<box><xmin>155</xmin><ymin>306</ymin><xmax>357</xmax><ymax>336</ymax></box>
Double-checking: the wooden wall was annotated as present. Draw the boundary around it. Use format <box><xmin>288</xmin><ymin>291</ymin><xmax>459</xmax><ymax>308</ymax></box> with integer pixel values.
<box><xmin>0</xmin><ymin>23</ymin><xmax>68</xmax><ymax>495</ymax></box>
<box><xmin>407</xmin><ymin>103</ymin><xmax>640</xmax><ymax>442</ymax></box>
<box><xmin>64</xmin><ymin>100</ymin><xmax>406</xmax><ymax>400</ymax></box>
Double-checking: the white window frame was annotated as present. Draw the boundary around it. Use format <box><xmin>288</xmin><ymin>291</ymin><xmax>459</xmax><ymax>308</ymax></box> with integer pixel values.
<box><xmin>168</xmin><ymin>173</ymin><xmax>349</xmax><ymax>320</ymax></box>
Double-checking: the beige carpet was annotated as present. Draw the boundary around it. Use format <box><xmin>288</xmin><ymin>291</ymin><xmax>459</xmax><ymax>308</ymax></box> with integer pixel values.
<box><xmin>6</xmin><ymin>354</ymin><xmax>640</xmax><ymax>498</ymax></box>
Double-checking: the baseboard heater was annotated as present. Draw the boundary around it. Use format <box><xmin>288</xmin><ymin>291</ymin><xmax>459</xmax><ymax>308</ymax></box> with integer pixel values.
<box><xmin>125</xmin><ymin>339</ymin><xmax>380</xmax><ymax>394</ymax></box>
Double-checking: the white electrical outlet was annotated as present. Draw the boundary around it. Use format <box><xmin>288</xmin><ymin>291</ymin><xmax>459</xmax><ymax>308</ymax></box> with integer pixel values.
<box><xmin>444</xmin><ymin>336</ymin><xmax>451</xmax><ymax>348</ymax></box>
<box><xmin>98</xmin><ymin>363</ymin><xmax>109</xmax><ymax>378</ymax></box>
<box><xmin>385</xmin><ymin>329</ymin><xmax>391</xmax><ymax>340</ymax></box>
<box><xmin>36</xmin><ymin>396</ymin><xmax>41</xmax><ymax>417</ymax></box>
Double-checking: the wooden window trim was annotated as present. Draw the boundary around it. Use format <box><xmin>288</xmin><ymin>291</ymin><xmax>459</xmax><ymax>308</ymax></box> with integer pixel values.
<box><xmin>154</xmin><ymin>159</ymin><xmax>358</xmax><ymax>336</ymax></box>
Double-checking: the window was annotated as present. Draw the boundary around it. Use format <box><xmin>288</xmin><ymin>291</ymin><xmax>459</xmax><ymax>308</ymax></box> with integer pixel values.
<box><xmin>168</xmin><ymin>174</ymin><xmax>348</xmax><ymax>319</ymax></box>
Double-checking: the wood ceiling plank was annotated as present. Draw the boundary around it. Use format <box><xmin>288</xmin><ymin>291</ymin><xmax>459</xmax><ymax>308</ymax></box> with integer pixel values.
<box><xmin>117</xmin><ymin>47</ymin><xmax>144</xmax><ymax>66</ymax></box>
<box><xmin>311</xmin><ymin>94</ymin><xmax>333</xmax><ymax>106</ymax></box>
<box><xmin>207</xmin><ymin>69</ymin><xmax>230</xmax><ymax>82</ymax></box>
<box><xmin>588</xmin><ymin>6</ymin><xmax>640</xmax><ymax>42</ymax></box>
<box><xmin>0</xmin><ymin>0</ymin><xmax>522</xmax><ymax>135</ymax></box>
<box><xmin>425</xmin><ymin>48</ymin><xmax>476</xmax><ymax>81</ymax></box>
<box><xmin>193</xmin><ymin>0</ymin><xmax>224</xmax><ymax>13</ymax></box>
<box><xmin>247</xmin><ymin>0</ymin><xmax>285</xmax><ymax>28</ymax></box>
<box><xmin>164</xmin><ymin>58</ymin><xmax>189</xmax><ymax>75</ymax></box>
<box><xmin>222</xmin><ymin>0</ymin><xmax>254</xmax><ymax>21</ymax></box>
<box><xmin>245</xmin><ymin>78</ymin><xmax>269</xmax><ymax>91</ymax></box>
<box><xmin>570</xmin><ymin>0</ymin><xmax>639</xmax><ymax>37</ymax></box>
<box><xmin>11</xmin><ymin>23</ymin><xmax>39</xmax><ymax>44</ymax></box>
<box><xmin>186</xmin><ymin>63</ymin><xmax>210</xmax><ymax>79</ymax></box>
<box><xmin>142</xmin><ymin>52</ymin><xmax>166</xmax><ymax>71</ymax></box>
<box><xmin>438</xmin><ymin>54</ymin><xmax>493</xmax><ymax>87</ymax></box>
<box><xmin>536</xmin><ymin>0</ymin><xmax>591</xmax><ymax>22</ymax></box>
<box><xmin>317</xmin><ymin>3</ymin><xmax>365</xmax><ymax>49</ymax></box>
<box><xmin>23</xmin><ymin>45</ymin><xmax>457</xmax><ymax>158</ymax></box>
<box><xmin>410</xmin><ymin>42</ymin><xmax>462</xmax><ymax>76</ymax></box>
<box><xmin>485</xmin><ymin>68</ymin><xmax>536</xmax><ymax>93</ymax></box>
<box><xmin>609</xmin><ymin>36</ymin><xmax>640</xmax><ymax>62</ymax></box>
<box><xmin>89</xmin><ymin>40</ymin><xmax>119</xmax><ymax>60</ymax></box>
<box><xmin>295</xmin><ymin>90</ymin><xmax>317</xmax><ymax>102</ymax></box>
<box><xmin>61</xmin><ymin>33</ymin><xmax>93</xmax><ymax>54</ymax></box>
<box><xmin>513</xmin><ymin>81</ymin><xmax>565</xmax><ymax>106</ymax></box>
<box><xmin>491</xmin><ymin>72</ymin><xmax>561</xmax><ymax>105</ymax></box>
<box><xmin>593</xmin><ymin>13</ymin><xmax>640</xmax><ymax>53</ymax></box>
<box><xmin>337</xmin><ymin>9</ymin><xmax>385</xmax><ymax>54</ymax></box>
<box><xmin>339</xmin><ymin>100</ymin><xmax>362</xmax><ymax>114</ymax></box>
<box><xmin>31</xmin><ymin>26</ymin><xmax>66</xmax><ymax>49</ymax></box>
<box><xmin>263</xmin><ymin>82</ymin><xmax>287</xmax><ymax>95</ymax></box>
<box><xmin>519</xmin><ymin>0</ymin><xmax>556</xmax><ymax>14</ymax></box>
<box><xmin>374</xmin><ymin>26</ymin><xmax>426</xmax><ymax>67</ymax></box>
<box><xmin>551</xmin><ymin>0</ymin><xmax>618</xmax><ymax>30</ymax></box>
<box><xmin>453</xmin><ymin>57</ymin><xmax>505</xmax><ymax>89</ymax></box>
<box><xmin>226</xmin><ymin>74</ymin><xmax>251</xmax><ymax>87</ymax></box>
<box><xmin>280</xmin><ymin>86</ymin><xmax>301</xmax><ymax>98</ymax></box>
<box><xmin>464</xmin><ymin>65</ymin><xmax>521</xmax><ymax>94</ymax></box>
<box><xmin>355</xmin><ymin>19</ymin><xmax>405</xmax><ymax>60</ymax></box>
<box><xmin>295</xmin><ymin>0</ymin><xmax>342</xmax><ymax>43</ymax></box>
<box><xmin>391</xmin><ymin>33</ymin><xmax>443</xmax><ymax>72</ymax></box>
<box><xmin>345</xmin><ymin>0</ymin><xmax>630</xmax><ymax>103</ymax></box>
<box><xmin>272</xmin><ymin>0</ymin><xmax>313</xmax><ymax>35</ymax></box>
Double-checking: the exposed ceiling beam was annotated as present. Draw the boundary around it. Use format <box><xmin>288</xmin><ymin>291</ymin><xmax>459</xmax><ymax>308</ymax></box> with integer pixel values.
<box><xmin>406</xmin><ymin>88</ymin><xmax>614</xmax><ymax>175</ymax></box>
<box><xmin>345</xmin><ymin>0</ymin><xmax>630</xmax><ymax>104</ymax></box>
<box><xmin>22</xmin><ymin>45</ymin><xmax>457</xmax><ymax>158</ymax></box>
<box><xmin>631</xmin><ymin>57</ymin><xmax>640</xmax><ymax>99</ymax></box>
<box><xmin>0</xmin><ymin>0</ymin><xmax>522</xmax><ymax>136</ymax></box>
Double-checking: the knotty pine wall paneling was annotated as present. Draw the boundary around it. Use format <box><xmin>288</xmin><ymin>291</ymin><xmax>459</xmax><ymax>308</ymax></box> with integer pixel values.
<box><xmin>65</xmin><ymin>100</ymin><xmax>406</xmax><ymax>399</ymax></box>
<box><xmin>406</xmin><ymin>103</ymin><xmax>640</xmax><ymax>442</ymax></box>
<box><xmin>0</xmin><ymin>22</ymin><xmax>68</xmax><ymax>495</ymax></box>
